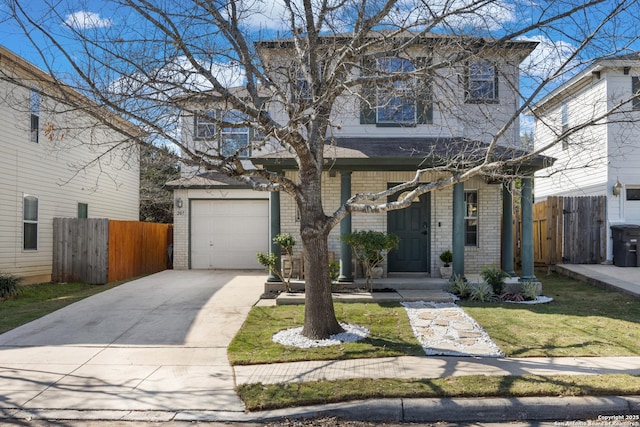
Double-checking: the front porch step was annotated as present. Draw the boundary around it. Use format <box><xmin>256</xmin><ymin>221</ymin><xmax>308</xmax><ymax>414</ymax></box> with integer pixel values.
<box><xmin>275</xmin><ymin>289</ymin><xmax>455</xmax><ymax>305</ymax></box>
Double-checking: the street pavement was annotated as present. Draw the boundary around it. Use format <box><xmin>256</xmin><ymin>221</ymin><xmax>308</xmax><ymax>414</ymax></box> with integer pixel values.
<box><xmin>0</xmin><ymin>267</ymin><xmax>639</xmax><ymax>424</ymax></box>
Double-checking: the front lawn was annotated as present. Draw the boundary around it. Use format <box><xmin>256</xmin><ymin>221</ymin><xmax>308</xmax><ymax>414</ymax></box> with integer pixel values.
<box><xmin>228</xmin><ymin>302</ymin><xmax>425</xmax><ymax>365</ymax></box>
<box><xmin>229</xmin><ymin>273</ymin><xmax>640</xmax><ymax>365</ymax></box>
<box><xmin>239</xmin><ymin>374</ymin><xmax>640</xmax><ymax>411</ymax></box>
<box><xmin>462</xmin><ymin>273</ymin><xmax>640</xmax><ymax>357</ymax></box>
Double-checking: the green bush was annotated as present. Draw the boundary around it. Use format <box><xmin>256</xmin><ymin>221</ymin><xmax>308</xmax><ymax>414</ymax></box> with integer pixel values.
<box><xmin>0</xmin><ymin>273</ymin><xmax>22</xmax><ymax>300</ymax></box>
<box><xmin>470</xmin><ymin>282</ymin><xmax>496</xmax><ymax>302</ymax></box>
<box><xmin>447</xmin><ymin>274</ymin><xmax>472</xmax><ymax>299</ymax></box>
<box><xmin>521</xmin><ymin>281</ymin><xmax>539</xmax><ymax>301</ymax></box>
<box><xmin>341</xmin><ymin>230</ymin><xmax>399</xmax><ymax>291</ymax></box>
<box><xmin>480</xmin><ymin>265</ymin><xmax>509</xmax><ymax>295</ymax></box>
<box><xmin>439</xmin><ymin>250</ymin><xmax>453</xmax><ymax>266</ymax></box>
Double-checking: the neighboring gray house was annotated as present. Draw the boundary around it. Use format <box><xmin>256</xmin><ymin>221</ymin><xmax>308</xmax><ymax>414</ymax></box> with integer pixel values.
<box><xmin>533</xmin><ymin>52</ymin><xmax>640</xmax><ymax>263</ymax></box>
<box><xmin>0</xmin><ymin>46</ymin><xmax>140</xmax><ymax>284</ymax></box>
<box><xmin>170</xmin><ymin>33</ymin><xmax>546</xmax><ymax>279</ymax></box>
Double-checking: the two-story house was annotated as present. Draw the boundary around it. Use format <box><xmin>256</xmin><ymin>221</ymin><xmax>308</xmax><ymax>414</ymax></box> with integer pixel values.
<box><xmin>533</xmin><ymin>52</ymin><xmax>640</xmax><ymax>264</ymax></box>
<box><xmin>170</xmin><ymin>33</ymin><xmax>545</xmax><ymax>279</ymax></box>
<box><xmin>0</xmin><ymin>46</ymin><xmax>140</xmax><ymax>284</ymax></box>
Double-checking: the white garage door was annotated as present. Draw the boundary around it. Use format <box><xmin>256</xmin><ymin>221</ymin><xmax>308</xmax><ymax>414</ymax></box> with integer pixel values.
<box><xmin>191</xmin><ymin>199</ymin><xmax>269</xmax><ymax>269</ymax></box>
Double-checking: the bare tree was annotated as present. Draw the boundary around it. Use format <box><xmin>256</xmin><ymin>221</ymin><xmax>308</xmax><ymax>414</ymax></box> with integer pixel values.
<box><xmin>3</xmin><ymin>0</ymin><xmax>639</xmax><ymax>339</ymax></box>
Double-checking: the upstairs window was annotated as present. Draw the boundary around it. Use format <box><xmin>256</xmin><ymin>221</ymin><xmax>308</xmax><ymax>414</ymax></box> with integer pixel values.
<box><xmin>632</xmin><ymin>76</ymin><xmax>640</xmax><ymax>111</ymax></box>
<box><xmin>464</xmin><ymin>190</ymin><xmax>478</xmax><ymax>247</ymax></box>
<box><xmin>23</xmin><ymin>195</ymin><xmax>38</xmax><ymax>250</ymax></box>
<box><xmin>193</xmin><ymin>109</ymin><xmax>254</xmax><ymax>157</ymax></box>
<box><xmin>194</xmin><ymin>110</ymin><xmax>216</xmax><ymax>140</ymax></box>
<box><xmin>219</xmin><ymin>110</ymin><xmax>250</xmax><ymax>157</ymax></box>
<box><xmin>30</xmin><ymin>89</ymin><xmax>40</xmax><ymax>143</ymax></box>
<box><xmin>561</xmin><ymin>102</ymin><xmax>569</xmax><ymax>150</ymax></box>
<box><xmin>465</xmin><ymin>61</ymin><xmax>498</xmax><ymax>103</ymax></box>
<box><xmin>360</xmin><ymin>56</ymin><xmax>432</xmax><ymax>126</ymax></box>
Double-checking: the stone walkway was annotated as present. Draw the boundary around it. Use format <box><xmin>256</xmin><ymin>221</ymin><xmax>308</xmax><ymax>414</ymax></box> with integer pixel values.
<box><xmin>401</xmin><ymin>301</ymin><xmax>504</xmax><ymax>357</ymax></box>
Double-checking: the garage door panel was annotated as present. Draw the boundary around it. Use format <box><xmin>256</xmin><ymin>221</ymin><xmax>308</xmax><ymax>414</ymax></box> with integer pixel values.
<box><xmin>191</xmin><ymin>199</ymin><xmax>268</xmax><ymax>269</ymax></box>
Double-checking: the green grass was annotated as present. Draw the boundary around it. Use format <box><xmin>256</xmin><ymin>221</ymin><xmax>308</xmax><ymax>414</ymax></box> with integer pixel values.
<box><xmin>461</xmin><ymin>273</ymin><xmax>640</xmax><ymax>357</ymax></box>
<box><xmin>228</xmin><ymin>302</ymin><xmax>425</xmax><ymax>365</ymax></box>
<box><xmin>0</xmin><ymin>281</ymin><xmax>127</xmax><ymax>334</ymax></box>
<box><xmin>239</xmin><ymin>374</ymin><xmax>640</xmax><ymax>411</ymax></box>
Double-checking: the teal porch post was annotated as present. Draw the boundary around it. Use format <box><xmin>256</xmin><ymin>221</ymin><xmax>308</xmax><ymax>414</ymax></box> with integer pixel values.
<box><xmin>502</xmin><ymin>181</ymin><xmax>516</xmax><ymax>276</ymax></box>
<box><xmin>520</xmin><ymin>177</ymin><xmax>537</xmax><ymax>281</ymax></box>
<box><xmin>267</xmin><ymin>191</ymin><xmax>281</xmax><ymax>282</ymax></box>
<box><xmin>339</xmin><ymin>171</ymin><xmax>353</xmax><ymax>282</ymax></box>
<box><xmin>452</xmin><ymin>182</ymin><xmax>465</xmax><ymax>278</ymax></box>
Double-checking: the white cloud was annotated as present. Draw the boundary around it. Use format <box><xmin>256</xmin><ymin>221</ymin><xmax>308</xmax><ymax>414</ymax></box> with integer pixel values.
<box><xmin>520</xmin><ymin>35</ymin><xmax>577</xmax><ymax>79</ymax></box>
<box><xmin>65</xmin><ymin>11</ymin><xmax>112</xmax><ymax>30</ymax></box>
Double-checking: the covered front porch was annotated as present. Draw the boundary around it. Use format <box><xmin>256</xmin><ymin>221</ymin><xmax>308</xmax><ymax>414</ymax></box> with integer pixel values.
<box><xmin>256</xmin><ymin>138</ymin><xmax>542</xmax><ymax>285</ymax></box>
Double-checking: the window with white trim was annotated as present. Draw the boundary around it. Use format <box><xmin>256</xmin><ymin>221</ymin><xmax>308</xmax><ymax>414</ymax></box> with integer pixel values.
<box><xmin>30</xmin><ymin>89</ymin><xmax>40</xmax><ymax>143</ymax></box>
<box><xmin>23</xmin><ymin>195</ymin><xmax>38</xmax><ymax>250</ymax></box>
<box><xmin>561</xmin><ymin>102</ymin><xmax>569</xmax><ymax>150</ymax></box>
<box><xmin>464</xmin><ymin>190</ymin><xmax>478</xmax><ymax>247</ymax></box>
<box><xmin>376</xmin><ymin>57</ymin><xmax>416</xmax><ymax>125</ymax></box>
<box><xmin>194</xmin><ymin>110</ymin><xmax>216</xmax><ymax>140</ymax></box>
<box><xmin>632</xmin><ymin>76</ymin><xmax>640</xmax><ymax>111</ymax></box>
<box><xmin>465</xmin><ymin>61</ymin><xmax>498</xmax><ymax>103</ymax></box>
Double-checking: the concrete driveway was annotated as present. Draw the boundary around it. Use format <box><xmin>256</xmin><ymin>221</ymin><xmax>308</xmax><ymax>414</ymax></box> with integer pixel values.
<box><xmin>0</xmin><ymin>270</ymin><xmax>265</xmax><ymax>421</ymax></box>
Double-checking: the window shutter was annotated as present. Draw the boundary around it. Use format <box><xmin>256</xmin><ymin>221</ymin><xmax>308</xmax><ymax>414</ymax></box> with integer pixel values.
<box><xmin>360</xmin><ymin>57</ymin><xmax>377</xmax><ymax>124</ymax></box>
<box><xmin>415</xmin><ymin>56</ymin><xmax>433</xmax><ymax>124</ymax></box>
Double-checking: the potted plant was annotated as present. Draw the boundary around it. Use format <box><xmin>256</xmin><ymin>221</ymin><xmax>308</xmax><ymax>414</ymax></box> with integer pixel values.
<box><xmin>257</xmin><ymin>233</ymin><xmax>296</xmax><ymax>292</ymax></box>
<box><xmin>439</xmin><ymin>249</ymin><xmax>453</xmax><ymax>279</ymax></box>
<box><xmin>342</xmin><ymin>230</ymin><xmax>399</xmax><ymax>291</ymax></box>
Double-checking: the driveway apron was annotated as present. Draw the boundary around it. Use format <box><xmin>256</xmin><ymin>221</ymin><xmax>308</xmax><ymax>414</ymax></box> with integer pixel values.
<box><xmin>0</xmin><ymin>270</ymin><xmax>265</xmax><ymax>415</ymax></box>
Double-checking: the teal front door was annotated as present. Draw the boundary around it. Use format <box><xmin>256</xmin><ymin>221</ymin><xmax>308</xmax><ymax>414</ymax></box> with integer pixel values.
<box><xmin>387</xmin><ymin>189</ymin><xmax>431</xmax><ymax>273</ymax></box>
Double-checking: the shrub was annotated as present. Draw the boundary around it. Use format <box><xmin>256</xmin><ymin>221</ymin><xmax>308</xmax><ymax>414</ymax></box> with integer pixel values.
<box><xmin>447</xmin><ymin>274</ymin><xmax>473</xmax><ymax>299</ymax></box>
<box><xmin>257</xmin><ymin>233</ymin><xmax>296</xmax><ymax>292</ymax></box>
<box><xmin>342</xmin><ymin>230</ymin><xmax>399</xmax><ymax>291</ymax></box>
<box><xmin>0</xmin><ymin>273</ymin><xmax>22</xmax><ymax>300</ymax></box>
<box><xmin>470</xmin><ymin>282</ymin><xmax>496</xmax><ymax>302</ymax></box>
<box><xmin>439</xmin><ymin>250</ymin><xmax>453</xmax><ymax>266</ymax></box>
<box><xmin>329</xmin><ymin>260</ymin><xmax>340</xmax><ymax>282</ymax></box>
<box><xmin>480</xmin><ymin>265</ymin><xmax>509</xmax><ymax>295</ymax></box>
<box><xmin>521</xmin><ymin>281</ymin><xmax>539</xmax><ymax>301</ymax></box>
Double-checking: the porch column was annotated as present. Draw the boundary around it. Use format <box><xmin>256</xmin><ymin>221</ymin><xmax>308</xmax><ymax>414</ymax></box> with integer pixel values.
<box><xmin>520</xmin><ymin>176</ymin><xmax>537</xmax><ymax>281</ymax></box>
<box><xmin>267</xmin><ymin>190</ymin><xmax>281</xmax><ymax>282</ymax></box>
<box><xmin>502</xmin><ymin>181</ymin><xmax>516</xmax><ymax>276</ymax></box>
<box><xmin>339</xmin><ymin>170</ymin><xmax>353</xmax><ymax>282</ymax></box>
<box><xmin>452</xmin><ymin>181</ymin><xmax>465</xmax><ymax>278</ymax></box>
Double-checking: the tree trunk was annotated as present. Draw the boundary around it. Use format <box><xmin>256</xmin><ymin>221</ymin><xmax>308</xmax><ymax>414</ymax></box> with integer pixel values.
<box><xmin>301</xmin><ymin>229</ymin><xmax>344</xmax><ymax>339</ymax></box>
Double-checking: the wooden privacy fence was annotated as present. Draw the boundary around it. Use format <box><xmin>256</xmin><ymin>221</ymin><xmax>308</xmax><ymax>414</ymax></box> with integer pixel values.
<box><xmin>530</xmin><ymin>195</ymin><xmax>606</xmax><ymax>266</ymax></box>
<box><xmin>53</xmin><ymin>218</ymin><xmax>173</xmax><ymax>284</ymax></box>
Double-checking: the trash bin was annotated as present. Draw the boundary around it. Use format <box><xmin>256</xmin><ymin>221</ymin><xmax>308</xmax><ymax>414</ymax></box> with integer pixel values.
<box><xmin>611</xmin><ymin>224</ymin><xmax>640</xmax><ymax>267</ymax></box>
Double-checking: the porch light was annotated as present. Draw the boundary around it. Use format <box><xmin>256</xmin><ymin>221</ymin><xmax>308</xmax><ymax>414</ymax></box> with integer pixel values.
<box><xmin>613</xmin><ymin>180</ymin><xmax>623</xmax><ymax>197</ymax></box>
<box><xmin>176</xmin><ymin>197</ymin><xmax>184</xmax><ymax>208</ymax></box>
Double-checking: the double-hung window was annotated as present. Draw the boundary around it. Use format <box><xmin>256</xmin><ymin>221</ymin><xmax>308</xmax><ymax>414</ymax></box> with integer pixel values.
<box><xmin>376</xmin><ymin>57</ymin><xmax>416</xmax><ymax>125</ymax></box>
<box><xmin>30</xmin><ymin>89</ymin><xmax>40</xmax><ymax>143</ymax></box>
<box><xmin>23</xmin><ymin>195</ymin><xmax>38</xmax><ymax>250</ymax></box>
<box><xmin>632</xmin><ymin>76</ymin><xmax>640</xmax><ymax>111</ymax></box>
<box><xmin>465</xmin><ymin>61</ymin><xmax>498</xmax><ymax>103</ymax></box>
<box><xmin>219</xmin><ymin>110</ymin><xmax>250</xmax><ymax>157</ymax></box>
<box><xmin>195</xmin><ymin>109</ymin><xmax>251</xmax><ymax>157</ymax></box>
<box><xmin>561</xmin><ymin>102</ymin><xmax>569</xmax><ymax>150</ymax></box>
<box><xmin>360</xmin><ymin>56</ymin><xmax>432</xmax><ymax>126</ymax></box>
<box><xmin>194</xmin><ymin>110</ymin><xmax>216</xmax><ymax>140</ymax></box>
<box><xmin>464</xmin><ymin>190</ymin><xmax>478</xmax><ymax>247</ymax></box>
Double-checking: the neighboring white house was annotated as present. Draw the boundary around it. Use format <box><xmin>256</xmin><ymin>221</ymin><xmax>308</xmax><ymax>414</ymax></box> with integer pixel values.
<box><xmin>532</xmin><ymin>52</ymin><xmax>640</xmax><ymax>263</ymax></box>
<box><xmin>170</xmin><ymin>33</ymin><xmax>546</xmax><ymax>278</ymax></box>
<box><xmin>0</xmin><ymin>46</ymin><xmax>140</xmax><ymax>284</ymax></box>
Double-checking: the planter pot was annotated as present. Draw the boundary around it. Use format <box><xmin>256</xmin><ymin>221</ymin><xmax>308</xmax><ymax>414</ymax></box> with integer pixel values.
<box><xmin>440</xmin><ymin>266</ymin><xmax>453</xmax><ymax>279</ymax></box>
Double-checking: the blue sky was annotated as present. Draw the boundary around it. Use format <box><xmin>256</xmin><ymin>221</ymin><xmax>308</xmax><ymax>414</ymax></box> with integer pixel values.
<box><xmin>1</xmin><ymin>0</ymin><xmax>638</xmax><ymax>111</ymax></box>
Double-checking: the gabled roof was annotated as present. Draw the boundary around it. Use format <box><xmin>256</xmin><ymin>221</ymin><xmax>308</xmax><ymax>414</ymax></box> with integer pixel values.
<box><xmin>0</xmin><ymin>45</ymin><xmax>141</xmax><ymax>137</ymax></box>
<box><xmin>532</xmin><ymin>51</ymin><xmax>640</xmax><ymax>113</ymax></box>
